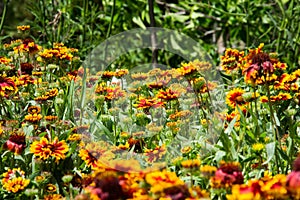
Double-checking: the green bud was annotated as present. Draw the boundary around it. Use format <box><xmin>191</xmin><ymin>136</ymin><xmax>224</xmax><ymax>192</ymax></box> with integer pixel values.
<box><xmin>62</xmin><ymin>174</ymin><xmax>73</xmax><ymax>183</ymax></box>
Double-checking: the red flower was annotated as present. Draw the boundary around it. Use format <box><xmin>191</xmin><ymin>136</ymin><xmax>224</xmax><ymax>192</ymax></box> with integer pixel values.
<box><xmin>4</xmin><ymin>132</ymin><xmax>26</xmax><ymax>154</ymax></box>
<box><xmin>0</xmin><ymin>76</ymin><xmax>18</xmax><ymax>98</ymax></box>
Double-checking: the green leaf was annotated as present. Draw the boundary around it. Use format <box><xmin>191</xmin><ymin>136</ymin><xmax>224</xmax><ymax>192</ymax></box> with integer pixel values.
<box><xmin>132</xmin><ymin>16</ymin><xmax>146</xmax><ymax>29</ymax></box>
<box><xmin>263</xmin><ymin>142</ymin><xmax>276</xmax><ymax>165</ymax></box>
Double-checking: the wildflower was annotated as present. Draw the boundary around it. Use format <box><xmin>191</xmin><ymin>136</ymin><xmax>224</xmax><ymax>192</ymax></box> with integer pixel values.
<box><xmin>181</xmin><ymin>159</ymin><xmax>201</xmax><ymax>169</ymax></box>
<box><xmin>4</xmin><ymin>131</ymin><xmax>26</xmax><ymax>154</ymax></box>
<box><xmin>68</xmin><ymin>134</ymin><xmax>82</xmax><ymax>141</ymax></box>
<box><xmin>145</xmin><ymin>170</ymin><xmax>185</xmax><ymax>194</ymax></box>
<box><xmin>45</xmin><ymin>183</ymin><xmax>57</xmax><ymax>193</ymax></box>
<box><xmin>35</xmin><ymin>175</ymin><xmax>46</xmax><ymax>183</ymax></box>
<box><xmin>79</xmin><ymin>141</ymin><xmax>115</xmax><ymax>170</ymax></box>
<box><xmin>17</xmin><ymin>25</ymin><xmax>30</xmax><ymax>31</ymax></box>
<box><xmin>0</xmin><ymin>75</ymin><xmax>18</xmax><ymax>98</ymax></box>
<box><xmin>135</xmin><ymin>97</ymin><xmax>165</xmax><ymax>112</ymax></box>
<box><xmin>226</xmin><ymin>179</ymin><xmax>264</xmax><ymax>200</ymax></box>
<box><xmin>200</xmin><ymin>165</ymin><xmax>217</xmax><ymax>177</ymax></box>
<box><xmin>169</xmin><ymin>110</ymin><xmax>192</xmax><ymax>121</ymax></box>
<box><xmin>20</xmin><ymin>62</ymin><xmax>34</xmax><ymax>75</ymax></box>
<box><xmin>24</xmin><ymin>112</ymin><xmax>43</xmax><ymax>123</ymax></box>
<box><xmin>0</xmin><ymin>56</ymin><xmax>12</xmax><ymax>64</ymax></box>
<box><xmin>210</xmin><ymin>161</ymin><xmax>244</xmax><ymax>188</ymax></box>
<box><xmin>115</xmin><ymin>69</ymin><xmax>129</xmax><ymax>78</ymax></box>
<box><xmin>252</xmin><ymin>143</ymin><xmax>265</xmax><ymax>152</ymax></box>
<box><xmin>131</xmin><ymin>72</ymin><xmax>148</xmax><ymax>80</ymax></box>
<box><xmin>260</xmin><ymin>92</ymin><xmax>292</xmax><ymax>103</ymax></box>
<box><xmin>34</xmin><ymin>88</ymin><xmax>59</xmax><ymax>101</ymax></box>
<box><xmin>14</xmin><ymin>39</ymin><xmax>41</xmax><ymax>54</ymax></box>
<box><xmin>178</xmin><ymin>60</ymin><xmax>211</xmax><ymax>80</ymax></box>
<box><xmin>145</xmin><ymin>145</ymin><xmax>166</xmax><ymax>163</ymax></box>
<box><xmin>43</xmin><ymin>194</ymin><xmax>65</xmax><ymax>200</ymax></box>
<box><xmin>262</xmin><ymin>174</ymin><xmax>288</xmax><ymax>199</ymax></box>
<box><xmin>128</xmin><ymin>137</ymin><xmax>145</xmax><ymax>153</ymax></box>
<box><xmin>30</xmin><ymin>137</ymin><xmax>69</xmax><ymax>162</ymax></box>
<box><xmin>44</xmin><ymin>115</ymin><xmax>58</xmax><ymax>122</ymax></box>
<box><xmin>242</xmin><ymin>43</ymin><xmax>287</xmax><ymax>85</ymax></box>
<box><xmin>2</xmin><ymin>168</ymin><xmax>30</xmax><ymax>193</ymax></box>
<box><xmin>84</xmin><ymin>171</ymin><xmax>124</xmax><ymax>200</ymax></box>
<box><xmin>226</xmin><ymin>88</ymin><xmax>247</xmax><ymax>109</ymax></box>
<box><xmin>221</xmin><ymin>48</ymin><xmax>244</xmax><ymax>74</ymax></box>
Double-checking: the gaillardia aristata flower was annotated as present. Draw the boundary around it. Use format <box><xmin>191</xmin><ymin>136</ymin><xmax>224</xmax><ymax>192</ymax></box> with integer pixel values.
<box><xmin>0</xmin><ymin>75</ymin><xmax>18</xmax><ymax>98</ymax></box>
<box><xmin>2</xmin><ymin>168</ymin><xmax>30</xmax><ymax>193</ymax></box>
<box><xmin>226</xmin><ymin>88</ymin><xmax>247</xmax><ymax>109</ymax></box>
<box><xmin>4</xmin><ymin>131</ymin><xmax>26</xmax><ymax>154</ymax></box>
<box><xmin>30</xmin><ymin>137</ymin><xmax>69</xmax><ymax>162</ymax></box>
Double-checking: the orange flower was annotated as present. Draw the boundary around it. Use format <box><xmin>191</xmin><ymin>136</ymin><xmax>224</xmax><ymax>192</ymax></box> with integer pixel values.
<box><xmin>2</xmin><ymin>168</ymin><xmax>30</xmax><ymax>193</ymax></box>
<box><xmin>221</xmin><ymin>48</ymin><xmax>244</xmax><ymax>74</ymax></box>
<box><xmin>4</xmin><ymin>131</ymin><xmax>26</xmax><ymax>154</ymax></box>
<box><xmin>79</xmin><ymin>141</ymin><xmax>115</xmax><ymax>170</ymax></box>
<box><xmin>156</xmin><ymin>88</ymin><xmax>180</xmax><ymax>101</ymax></box>
<box><xmin>135</xmin><ymin>97</ymin><xmax>165</xmax><ymax>110</ymax></box>
<box><xmin>226</xmin><ymin>88</ymin><xmax>247</xmax><ymax>109</ymax></box>
<box><xmin>30</xmin><ymin>137</ymin><xmax>69</xmax><ymax>162</ymax></box>
<box><xmin>17</xmin><ymin>25</ymin><xmax>30</xmax><ymax>31</ymax></box>
<box><xmin>0</xmin><ymin>75</ymin><xmax>18</xmax><ymax>98</ymax></box>
<box><xmin>242</xmin><ymin>44</ymin><xmax>287</xmax><ymax>85</ymax></box>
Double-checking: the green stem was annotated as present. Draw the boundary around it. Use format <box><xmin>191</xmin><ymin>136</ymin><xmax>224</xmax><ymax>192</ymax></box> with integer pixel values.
<box><xmin>106</xmin><ymin>0</ymin><xmax>116</xmax><ymax>39</ymax></box>
<box><xmin>0</xmin><ymin>0</ymin><xmax>8</xmax><ymax>34</ymax></box>
<box><xmin>266</xmin><ymin>83</ymin><xmax>280</xmax><ymax>145</ymax></box>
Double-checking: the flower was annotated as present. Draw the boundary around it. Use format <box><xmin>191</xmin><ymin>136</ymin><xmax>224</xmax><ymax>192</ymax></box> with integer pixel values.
<box><xmin>30</xmin><ymin>137</ymin><xmax>69</xmax><ymax>162</ymax></box>
<box><xmin>3</xmin><ymin>131</ymin><xmax>26</xmax><ymax>154</ymax></box>
<box><xmin>2</xmin><ymin>168</ymin><xmax>30</xmax><ymax>193</ymax></box>
<box><xmin>157</xmin><ymin>88</ymin><xmax>180</xmax><ymax>101</ymax></box>
<box><xmin>210</xmin><ymin>161</ymin><xmax>244</xmax><ymax>188</ymax></box>
<box><xmin>260</xmin><ymin>92</ymin><xmax>292</xmax><ymax>103</ymax></box>
<box><xmin>200</xmin><ymin>165</ymin><xmax>217</xmax><ymax>177</ymax></box>
<box><xmin>145</xmin><ymin>145</ymin><xmax>166</xmax><ymax>163</ymax></box>
<box><xmin>181</xmin><ymin>159</ymin><xmax>201</xmax><ymax>169</ymax></box>
<box><xmin>43</xmin><ymin>194</ymin><xmax>65</xmax><ymax>200</ymax></box>
<box><xmin>20</xmin><ymin>62</ymin><xmax>34</xmax><ymax>75</ymax></box>
<box><xmin>226</xmin><ymin>88</ymin><xmax>247</xmax><ymax>109</ymax></box>
<box><xmin>145</xmin><ymin>170</ymin><xmax>185</xmax><ymax>194</ymax></box>
<box><xmin>28</xmin><ymin>105</ymin><xmax>41</xmax><ymax>114</ymax></box>
<box><xmin>84</xmin><ymin>171</ymin><xmax>124</xmax><ymax>200</ymax></box>
<box><xmin>17</xmin><ymin>25</ymin><xmax>30</xmax><ymax>31</ymax></box>
<box><xmin>252</xmin><ymin>143</ymin><xmax>265</xmax><ymax>152</ymax></box>
<box><xmin>226</xmin><ymin>179</ymin><xmax>264</xmax><ymax>200</ymax></box>
<box><xmin>45</xmin><ymin>183</ymin><xmax>57</xmax><ymax>193</ymax></box>
<box><xmin>242</xmin><ymin>43</ymin><xmax>287</xmax><ymax>85</ymax></box>
<box><xmin>79</xmin><ymin>141</ymin><xmax>115</xmax><ymax>170</ymax></box>
<box><xmin>221</xmin><ymin>48</ymin><xmax>244</xmax><ymax>74</ymax></box>
<box><xmin>0</xmin><ymin>75</ymin><xmax>18</xmax><ymax>98</ymax></box>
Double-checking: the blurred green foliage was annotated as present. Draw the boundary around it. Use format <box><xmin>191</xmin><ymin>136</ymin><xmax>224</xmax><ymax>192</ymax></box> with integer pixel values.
<box><xmin>0</xmin><ymin>0</ymin><xmax>299</xmax><ymax>68</ymax></box>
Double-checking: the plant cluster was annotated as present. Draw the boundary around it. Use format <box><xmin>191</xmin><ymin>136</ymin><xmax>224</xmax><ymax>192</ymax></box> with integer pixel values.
<box><xmin>0</xmin><ymin>25</ymin><xmax>299</xmax><ymax>200</ymax></box>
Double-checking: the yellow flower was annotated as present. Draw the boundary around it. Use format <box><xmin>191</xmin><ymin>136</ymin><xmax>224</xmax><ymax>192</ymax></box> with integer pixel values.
<box><xmin>2</xmin><ymin>168</ymin><xmax>30</xmax><ymax>193</ymax></box>
<box><xmin>181</xmin><ymin>159</ymin><xmax>201</xmax><ymax>169</ymax></box>
<box><xmin>145</xmin><ymin>170</ymin><xmax>185</xmax><ymax>194</ymax></box>
<box><xmin>200</xmin><ymin>165</ymin><xmax>217</xmax><ymax>177</ymax></box>
<box><xmin>17</xmin><ymin>25</ymin><xmax>30</xmax><ymax>31</ymax></box>
<box><xmin>226</xmin><ymin>88</ymin><xmax>247</xmax><ymax>109</ymax></box>
<box><xmin>30</xmin><ymin>137</ymin><xmax>69</xmax><ymax>162</ymax></box>
<box><xmin>252</xmin><ymin>143</ymin><xmax>265</xmax><ymax>152</ymax></box>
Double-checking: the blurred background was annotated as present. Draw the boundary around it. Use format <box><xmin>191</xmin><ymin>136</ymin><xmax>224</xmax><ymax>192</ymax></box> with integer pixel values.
<box><xmin>0</xmin><ymin>0</ymin><xmax>299</xmax><ymax>69</ymax></box>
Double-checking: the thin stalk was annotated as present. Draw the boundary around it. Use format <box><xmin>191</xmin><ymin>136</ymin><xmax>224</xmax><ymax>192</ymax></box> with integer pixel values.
<box><xmin>106</xmin><ymin>0</ymin><xmax>116</xmax><ymax>39</ymax></box>
<box><xmin>82</xmin><ymin>0</ymin><xmax>88</xmax><ymax>47</ymax></box>
<box><xmin>0</xmin><ymin>0</ymin><xmax>8</xmax><ymax>34</ymax></box>
<box><xmin>148</xmin><ymin>0</ymin><xmax>158</xmax><ymax>68</ymax></box>
<box><xmin>266</xmin><ymin>83</ymin><xmax>280</xmax><ymax>145</ymax></box>
<box><xmin>266</xmin><ymin>82</ymin><xmax>280</xmax><ymax>173</ymax></box>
